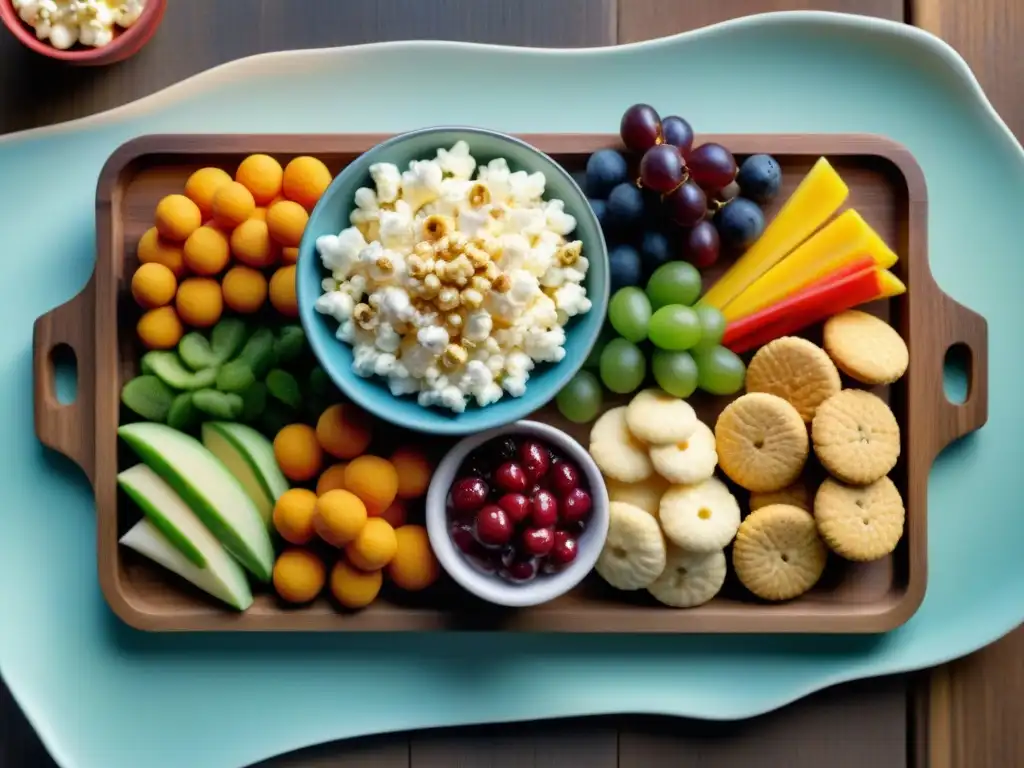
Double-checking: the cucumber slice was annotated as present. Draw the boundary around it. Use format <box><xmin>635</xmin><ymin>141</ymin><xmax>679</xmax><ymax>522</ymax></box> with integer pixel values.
<box><xmin>211</xmin><ymin>318</ymin><xmax>248</xmax><ymax>363</ymax></box>
<box><xmin>142</xmin><ymin>351</ymin><xmax>218</xmax><ymax>391</ymax></box>
<box><xmin>192</xmin><ymin>389</ymin><xmax>244</xmax><ymax>420</ymax></box>
<box><xmin>237</xmin><ymin>328</ymin><xmax>277</xmax><ymax>379</ymax></box>
<box><xmin>266</xmin><ymin>369</ymin><xmax>301</xmax><ymax>410</ymax></box>
<box><xmin>215</xmin><ymin>360</ymin><xmax>256</xmax><ymax>393</ymax></box>
<box><xmin>178</xmin><ymin>333</ymin><xmax>219</xmax><ymax>371</ymax></box>
<box><xmin>273</xmin><ymin>325</ymin><xmax>306</xmax><ymax>364</ymax></box>
<box><xmin>202</xmin><ymin>422</ymin><xmax>289</xmax><ymax>525</ymax></box>
<box><xmin>118</xmin><ymin>422</ymin><xmax>274</xmax><ymax>582</ymax></box>
<box><xmin>121</xmin><ymin>375</ymin><xmax>175</xmax><ymax>422</ymax></box>
<box><xmin>239</xmin><ymin>382</ymin><xmax>268</xmax><ymax>423</ymax></box>
<box><xmin>166</xmin><ymin>392</ymin><xmax>199</xmax><ymax>432</ymax></box>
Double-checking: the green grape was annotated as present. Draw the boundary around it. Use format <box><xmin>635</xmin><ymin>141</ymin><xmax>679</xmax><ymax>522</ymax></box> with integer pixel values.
<box><xmin>691</xmin><ymin>305</ymin><xmax>726</xmax><ymax>353</ymax></box>
<box><xmin>599</xmin><ymin>338</ymin><xmax>647</xmax><ymax>394</ymax></box>
<box><xmin>608</xmin><ymin>287</ymin><xmax>652</xmax><ymax>343</ymax></box>
<box><xmin>646</xmin><ymin>261</ymin><xmax>702</xmax><ymax>310</ymax></box>
<box><xmin>694</xmin><ymin>345</ymin><xmax>746</xmax><ymax>395</ymax></box>
<box><xmin>584</xmin><ymin>326</ymin><xmax>615</xmax><ymax>369</ymax></box>
<box><xmin>648</xmin><ymin>304</ymin><xmax>702</xmax><ymax>351</ymax></box>
<box><xmin>556</xmin><ymin>370</ymin><xmax>604</xmax><ymax>424</ymax></box>
<box><xmin>652</xmin><ymin>349</ymin><xmax>699</xmax><ymax>398</ymax></box>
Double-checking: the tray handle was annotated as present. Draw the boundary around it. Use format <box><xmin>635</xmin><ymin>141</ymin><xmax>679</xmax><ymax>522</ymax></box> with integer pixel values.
<box><xmin>920</xmin><ymin>278</ymin><xmax>988</xmax><ymax>459</ymax></box>
<box><xmin>33</xmin><ymin>276</ymin><xmax>97</xmax><ymax>485</ymax></box>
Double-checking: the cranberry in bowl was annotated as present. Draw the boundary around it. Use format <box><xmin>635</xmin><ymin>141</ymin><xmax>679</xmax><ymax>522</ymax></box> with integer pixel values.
<box><xmin>426</xmin><ymin>420</ymin><xmax>609</xmax><ymax>608</ymax></box>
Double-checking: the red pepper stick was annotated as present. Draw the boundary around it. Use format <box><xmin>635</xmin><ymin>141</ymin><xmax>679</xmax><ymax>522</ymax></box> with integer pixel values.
<box><xmin>724</xmin><ymin>267</ymin><xmax>883</xmax><ymax>354</ymax></box>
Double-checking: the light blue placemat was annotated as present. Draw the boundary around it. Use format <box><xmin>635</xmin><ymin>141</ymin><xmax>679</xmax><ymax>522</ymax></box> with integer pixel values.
<box><xmin>2</xmin><ymin>12</ymin><xmax>1021</xmax><ymax>768</ymax></box>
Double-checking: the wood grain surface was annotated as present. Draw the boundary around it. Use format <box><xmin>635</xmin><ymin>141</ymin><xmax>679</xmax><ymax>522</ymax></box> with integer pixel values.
<box><xmin>1</xmin><ymin>0</ymin><xmax>1020</xmax><ymax>766</ymax></box>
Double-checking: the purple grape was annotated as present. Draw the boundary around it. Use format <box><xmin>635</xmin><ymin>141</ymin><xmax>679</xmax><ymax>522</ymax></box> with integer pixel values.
<box><xmin>665</xmin><ymin>181</ymin><xmax>707</xmax><ymax>227</ymax></box>
<box><xmin>688</xmin><ymin>143</ymin><xmax>738</xmax><ymax>193</ymax></box>
<box><xmin>660</xmin><ymin>116</ymin><xmax>694</xmax><ymax>158</ymax></box>
<box><xmin>639</xmin><ymin>144</ymin><xmax>684</xmax><ymax>193</ymax></box>
<box><xmin>683</xmin><ymin>220</ymin><xmax>720</xmax><ymax>269</ymax></box>
<box><xmin>620</xmin><ymin>104</ymin><xmax>661</xmax><ymax>153</ymax></box>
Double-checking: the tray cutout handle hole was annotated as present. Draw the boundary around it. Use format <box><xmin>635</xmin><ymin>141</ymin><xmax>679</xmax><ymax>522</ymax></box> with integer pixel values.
<box><xmin>943</xmin><ymin>342</ymin><xmax>972</xmax><ymax>405</ymax></box>
<box><xmin>49</xmin><ymin>343</ymin><xmax>78</xmax><ymax>405</ymax></box>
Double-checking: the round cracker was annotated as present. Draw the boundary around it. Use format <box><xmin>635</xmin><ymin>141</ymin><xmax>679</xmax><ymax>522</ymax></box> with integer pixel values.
<box><xmin>715</xmin><ymin>392</ymin><xmax>809</xmax><ymax>493</ymax></box>
<box><xmin>744</xmin><ymin>336</ymin><xmax>841</xmax><ymax>422</ymax></box>
<box><xmin>649</xmin><ymin>421</ymin><xmax>718</xmax><ymax>485</ymax></box>
<box><xmin>659</xmin><ymin>476</ymin><xmax>741</xmax><ymax>553</ymax></box>
<box><xmin>625</xmin><ymin>388</ymin><xmax>698</xmax><ymax>445</ymax></box>
<box><xmin>750</xmin><ymin>480</ymin><xmax>814</xmax><ymax>513</ymax></box>
<box><xmin>605</xmin><ymin>474</ymin><xmax>670</xmax><ymax>518</ymax></box>
<box><xmin>811</xmin><ymin>389</ymin><xmax>900</xmax><ymax>485</ymax></box>
<box><xmin>647</xmin><ymin>547</ymin><xmax>726</xmax><ymax>608</ymax></box>
<box><xmin>814</xmin><ymin>476</ymin><xmax>905</xmax><ymax>561</ymax></box>
<box><xmin>596</xmin><ymin>501</ymin><xmax>667</xmax><ymax>591</ymax></box>
<box><xmin>732</xmin><ymin>504</ymin><xmax>828</xmax><ymax>601</ymax></box>
<box><xmin>590</xmin><ymin>406</ymin><xmax>653</xmax><ymax>483</ymax></box>
<box><xmin>823</xmin><ymin>310</ymin><xmax>908</xmax><ymax>385</ymax></box>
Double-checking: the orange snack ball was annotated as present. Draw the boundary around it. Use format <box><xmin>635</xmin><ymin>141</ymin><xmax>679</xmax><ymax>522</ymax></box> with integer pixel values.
<box><xmin>184</xmin><ymin>167</ymin><xmax>232</xmax><ymax>219</ymax></box>
<box><xmin>266</xmin><ymin>200</ymin><xmax>309</xmax><ymax>247</ymax></box>
<box><xmin>250</xmin><ymin>207</ymin><xmax>268</xmax><ymax>222</ymax></box>
<box><xmin>236</xmin><ymin>154</ymin><xmax>284</xmax><ymax>205</ymax></box>
<box><xmin>314</xmin><ymin>489</ymin><xmax>367</xmax><ymax>547</ymax></box>
<box><xmin>390</xmin><ymin>446</ymin><xmax>433</xmax><ymax>500</ymax></box>
<box><xmin>175</xmin><ymin>277</ymin><xmax>223</xmax><ymax>328</ymax></box>
<box><xmin>330</xmin><ymin>559</ymin><xmax>382</xmax><ymax>609</ymax></box>
<box><xmin>387</xmin><ymin>525</ymin><xmax>439</xmax><ymax>591</ymax></box>
<box><xmin>344</xmin><ymin>456</ymin><xmax>399</xmax><ymax>517</ymax></box>
<box><xmin>211</xmin><ymin>182</ymin><xmax>256</xmax><ymax>229</ymax></box>
<box><xmin>281</xmin><ymin>246</ymin><xmax>299</xmax><ymax>265</ymax></box>
<box><xmin>273</xmin><ymin>423</ymin><xmax>323</xmax><ymax>482</ymax></box>
<box><xmin>282</xmin><ymin>156</ymin><xmax>332</xmax><ymax>211</ymax></box>
<box><xmin>154</xmin><ymin>194</ymin><xmax>202</xmax><ymax>242</ymax></box>
<box><xmin>269</xmin><ymin>265</ymin><xmax>298</xmax><ymax>318</ymax></box>
<box><xmin>273</xmin><ymin>548</ymin><xmax>326</xmax><ymax>604</ymax></box>
<box><xmin>137</xmin><ymin>226</ymin><xmax>187</xmax><ymax>277</ymax></box>
<box><xmin>221</xmin><ymin>266</ymin><xmax>268</xmax><ymax>314</ymax></box>
<box><xmin>231</xmin><ymin>219</ymin><xmax>279</xmax><ymax>268</ymax></box>
<box><xmin>272</xmin><ymin>488</ymin><xmax>319</xmax><ymax>545</ymax></box>
<box><xmin>316</xmin><ymin>463</ymin><xmax>348</xmax><ymax>496</ymax></box>
<box><xmin>316</xmin><ymin>403</ymin><xmax>372</xmax><ymax>459</ymax></box>
<box><xmin>131</xmin><ymin>263</ymin><xmax>177</xmax><ymax>309</ymax></box>
<box><xmin>183</xmin><ymin>225</ymin><xmax>231</xmax><ymax>276</ymax></box>
<box><xmin>379</xmin><ymin>498</ymin><xmax>408</xmax><ymax>529</ymax></box>
<box><xmin>136</xmin><ymin>306</ymin><xmax>184</xmax><ymax>349</ymax></box>
<box><xmin>346</xmin><ymin>517</ymin><xmax>398</xmax><ymax>571</ymax></box>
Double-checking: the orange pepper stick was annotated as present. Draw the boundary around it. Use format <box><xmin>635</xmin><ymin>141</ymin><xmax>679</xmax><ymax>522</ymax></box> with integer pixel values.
<box><xmin>723</xmin><ymin>266</ymin><xmax>890</xmax><ymax>354</ymax></box>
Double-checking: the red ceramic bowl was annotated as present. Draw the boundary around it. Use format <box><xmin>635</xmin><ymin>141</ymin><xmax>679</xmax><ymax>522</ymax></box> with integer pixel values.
<box><xmin>0</xmin><ymin>0</ymin><xmax>166</xmax><ymax>65</ymax></box>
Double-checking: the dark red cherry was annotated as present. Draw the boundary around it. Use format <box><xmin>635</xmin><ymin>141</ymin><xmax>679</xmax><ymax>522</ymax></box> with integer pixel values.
<box><xmin>450</xmin><ymin>477</ymin><xmax>489</xmax><ymax>515</ymax></box>
<box><xmin>550</xmin><ymin>462</ymin><xmax>580</xmax><ymax>495</ymax></box>
<box><xmin>497</xmin><ymin>493</ymin><xmax>530</xmax><ymax>525</ymax></box>
<box><xmin>501</xmin><ymin>557</ymin><xmax>539</xmax><ymax>583</ymax></box>
<box><xmin>518</xmin><ymin>440</ymin><xmax>551</xmax><ymax>482</ymax></box>
<box><xmin>521</xmin><ymin>526</ymin><xmax>555</xmax><ymax>557</ymax></box>
<box><xmin>549</xmin><ymin>530</ymin><xmax>579</xmax><ymax>566</ymax></box>
<box><xmin>474</xmin><ymin>505</ymin><xmax>512</xmax><ymax>547</ymax></box>
<box><xmin>560</xmin><ymin>487</ymin><xmax>592</xmax><ymax>524</ymax></box>
<box><xmin>529</xmin><ymin>489</ymin><xmax>559</xmax><ymax>528</ymax></box>
<box><xmin>494</xmin><ymin>462</ymin><xmax>528</xmax><ymax>493</ymax></box>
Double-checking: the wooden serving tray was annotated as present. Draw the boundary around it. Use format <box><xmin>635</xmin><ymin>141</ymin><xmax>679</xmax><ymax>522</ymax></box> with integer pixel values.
<box><xmin>32</xmin><ymin>133</ymin><xmax>987</xmax><ymax>633</ymax></box>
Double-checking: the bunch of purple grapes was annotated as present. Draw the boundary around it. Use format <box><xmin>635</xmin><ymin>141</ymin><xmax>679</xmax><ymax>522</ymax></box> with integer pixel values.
<box><xmin>613</xmin><ymin>104</ymin><xmax>782</xmax><ymax>271</ymax></box>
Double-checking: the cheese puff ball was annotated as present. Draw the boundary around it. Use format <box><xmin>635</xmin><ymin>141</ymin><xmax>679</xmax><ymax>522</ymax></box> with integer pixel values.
<box><xmin>390</xmin><ymin>446</ymin><xmax>432</xmax><ymax>500</ymax></box>
<box><xmin>330</xmin><ymin>559</ymin><xmax>381</xmax><ymax>609</ymax></box>
<box><xmin>175</xmin><ymin>277</ymin><xmax>223</xmax><ymax>328</ymax></box>
<box><xmin>183</xmin><ymin>225</ymin><xmax>231</xmax><ymax>276</ymax></box>
<box><xmin>236</xmin><ymin>154</ymin><xmax>284</xmax><ymax>205</ymax></box>
<box><xmin>282</xmin><ymin>156</ymin><xmax>332</xmax><ymax>211</ymax></box>
<box><xmin>273</xmin><ymin>488</ymin><xmax>319</xmax><ymax>545</ymax></box>
<box><xmin>184</xmin><ymin>167</ymin><xmax>232</xmax><ymax>220</ymax></box>
<box><xmin>266</xmin><ymin>200</ymin><xmax>309</xmax><ymax>247</ymax></box>
<box><xmin>211</xmin><ymin>182</ymin><xmax>256</xmax><ymax>229</ymax></box>
<box><xmin>387</xmin><ymin>525</ymin><xmax>440</xmax><ymax>591</ymax></box>
<box><xmin>345</xmin><ymin>518</ymin><xmax>397</xmax><ymax>571</ymax></box>
<box><xmin>273</xmin><ymin>548</ymin><xmax>326</xmax><ymax>604</ymax></box>
<box><xmin>231</xmin><ymin>219</ymin><xmax>279</xmax><ymax>269</ymax></box>
<box><xmin>137</xmin><ymin>226</ymin><xmax>187</xmax><ymax>277</ymax></box>
<box><xmin>131</xmin><ymin>263</ymin><xmax>177</xmax><ymax>309</ymax></box>
<box><xmin>221</xmin><ymin>266</ymin><xmax>268</xmax><ymax>314</ymax></box>
<box><xmin>274</xmin><ymin>424</ymin><xmax>323</xmax><ymax>482</ymax></box>
<box><xmin>281</xmin><ymin>246</ymin><xmax>299</xmax><ymax>265</ymax></box>
<box><xmin>154</xmin><ymin>194</ymin><xmax>201</xmax><ymax>242</ymax></box>
<box><xmin>344</xmin><ymin>456</ymin><xmax>399</xmax><ymax>517</ymax></box>
<box><xmin>268</xmin><ymin>265</ymin><xmax>298</xmax><ymax>318</ymax></box>
<box><xmin>136</xmin><ymin>306</ymin><xmax>184</xmax><ymax>349</ymax></box>
<box><xmin>316</xmin><ymin>404</ymin><xmax>373</xmax><ymax>459</ymax></box>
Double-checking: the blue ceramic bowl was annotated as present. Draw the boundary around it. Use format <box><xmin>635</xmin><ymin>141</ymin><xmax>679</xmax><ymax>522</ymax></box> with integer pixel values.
<box><xmin>296</xmin><ymin>127</ymin><xmax>609</xmax><ymax>435</ymax></box>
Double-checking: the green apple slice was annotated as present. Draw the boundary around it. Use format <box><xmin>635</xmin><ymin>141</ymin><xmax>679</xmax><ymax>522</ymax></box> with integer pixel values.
<box><xmin>201</xmin><ymin>422</ymin><xmax>289</xmax><ymax>526</ymax></box>
<box><xmin>118</xmin><ymin>422</ymin><xmax>275</xmax><ymax>582</ymax></box>
<box><xmin>120</xmin><ymin>516</ymin><xmax>253</xmax><ymax>611</ymax></box>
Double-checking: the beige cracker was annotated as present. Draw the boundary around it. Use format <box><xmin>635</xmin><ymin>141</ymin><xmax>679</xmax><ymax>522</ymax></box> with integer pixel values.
<box><xmin>649</xmin><ymin>421</ymin><xmax>718</xmax><ymax>485</ymax></box>
<box><xmin>732</xmin><ymin>503</ymin><xmax>828</xmax><ymax>601</ymax></box>
<box><xmin>605</xmin><ymin>474</ymin><xmax>670</xmax><ymax>518</ymax></box>
<box><xmin>814</xmin><ymin>475</ymin><xmax>905</xmax><ymax>561</ymax></box>
<box><xmin>749</xmin><ymin>480</ymin><xmax>814</xmax><ymax>513</ymax></box>
<box><xmin>715</xmin><ymin>392</ymin><xmax>809</xmax><ymax>493</ymax></box>
<box><xmin>625</xmin><ymin>388</ymin><xmax>698</xmax><ymax>445</ymax></box>
<box><xmin>823</xmin><ymin>310</ymin><xmax>909</xmax><ymax>385</ymax></box>
<box><xmin>744</xmin><ymin>336</ymin><xmax>842</xmax><ymax>422</ymax></box>
<box><xmin>590</xmin><ymin>407</ymin><xmax>653</xmax><ymax>483</ymax></box>
<box><xmin>812</xmin><ymin>389</ymin><xmax>901</xmax><ymax>485</ymax></box>
<box><xmin>647</xmin><ymin>546</ymin><xmax>727</xmax><ymax>608</ymax></box>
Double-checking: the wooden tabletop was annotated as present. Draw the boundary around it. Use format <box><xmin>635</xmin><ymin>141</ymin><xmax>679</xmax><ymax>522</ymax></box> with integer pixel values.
<box><xmin>1</xmin><ymin>1</ymin><xmax>1021</xmax><ymax>766</ymax></box>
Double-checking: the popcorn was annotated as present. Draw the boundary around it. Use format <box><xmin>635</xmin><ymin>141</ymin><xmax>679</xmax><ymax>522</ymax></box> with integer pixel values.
<box><xmin>315</xmin><ymin>142</ymin><xmax>592</xmax><ymax>413</ymax></box>
<box><xmin>369</xmin><ymin>163</ymin><xmax>401</xmax><ymax>203</ymax></box>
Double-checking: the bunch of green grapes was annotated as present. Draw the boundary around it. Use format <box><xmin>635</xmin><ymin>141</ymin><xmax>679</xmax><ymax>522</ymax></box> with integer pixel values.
<box><xmin>556</xmin><ymin>261</ymin><xmax>746</xmax><ymax>422</ymax></box>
